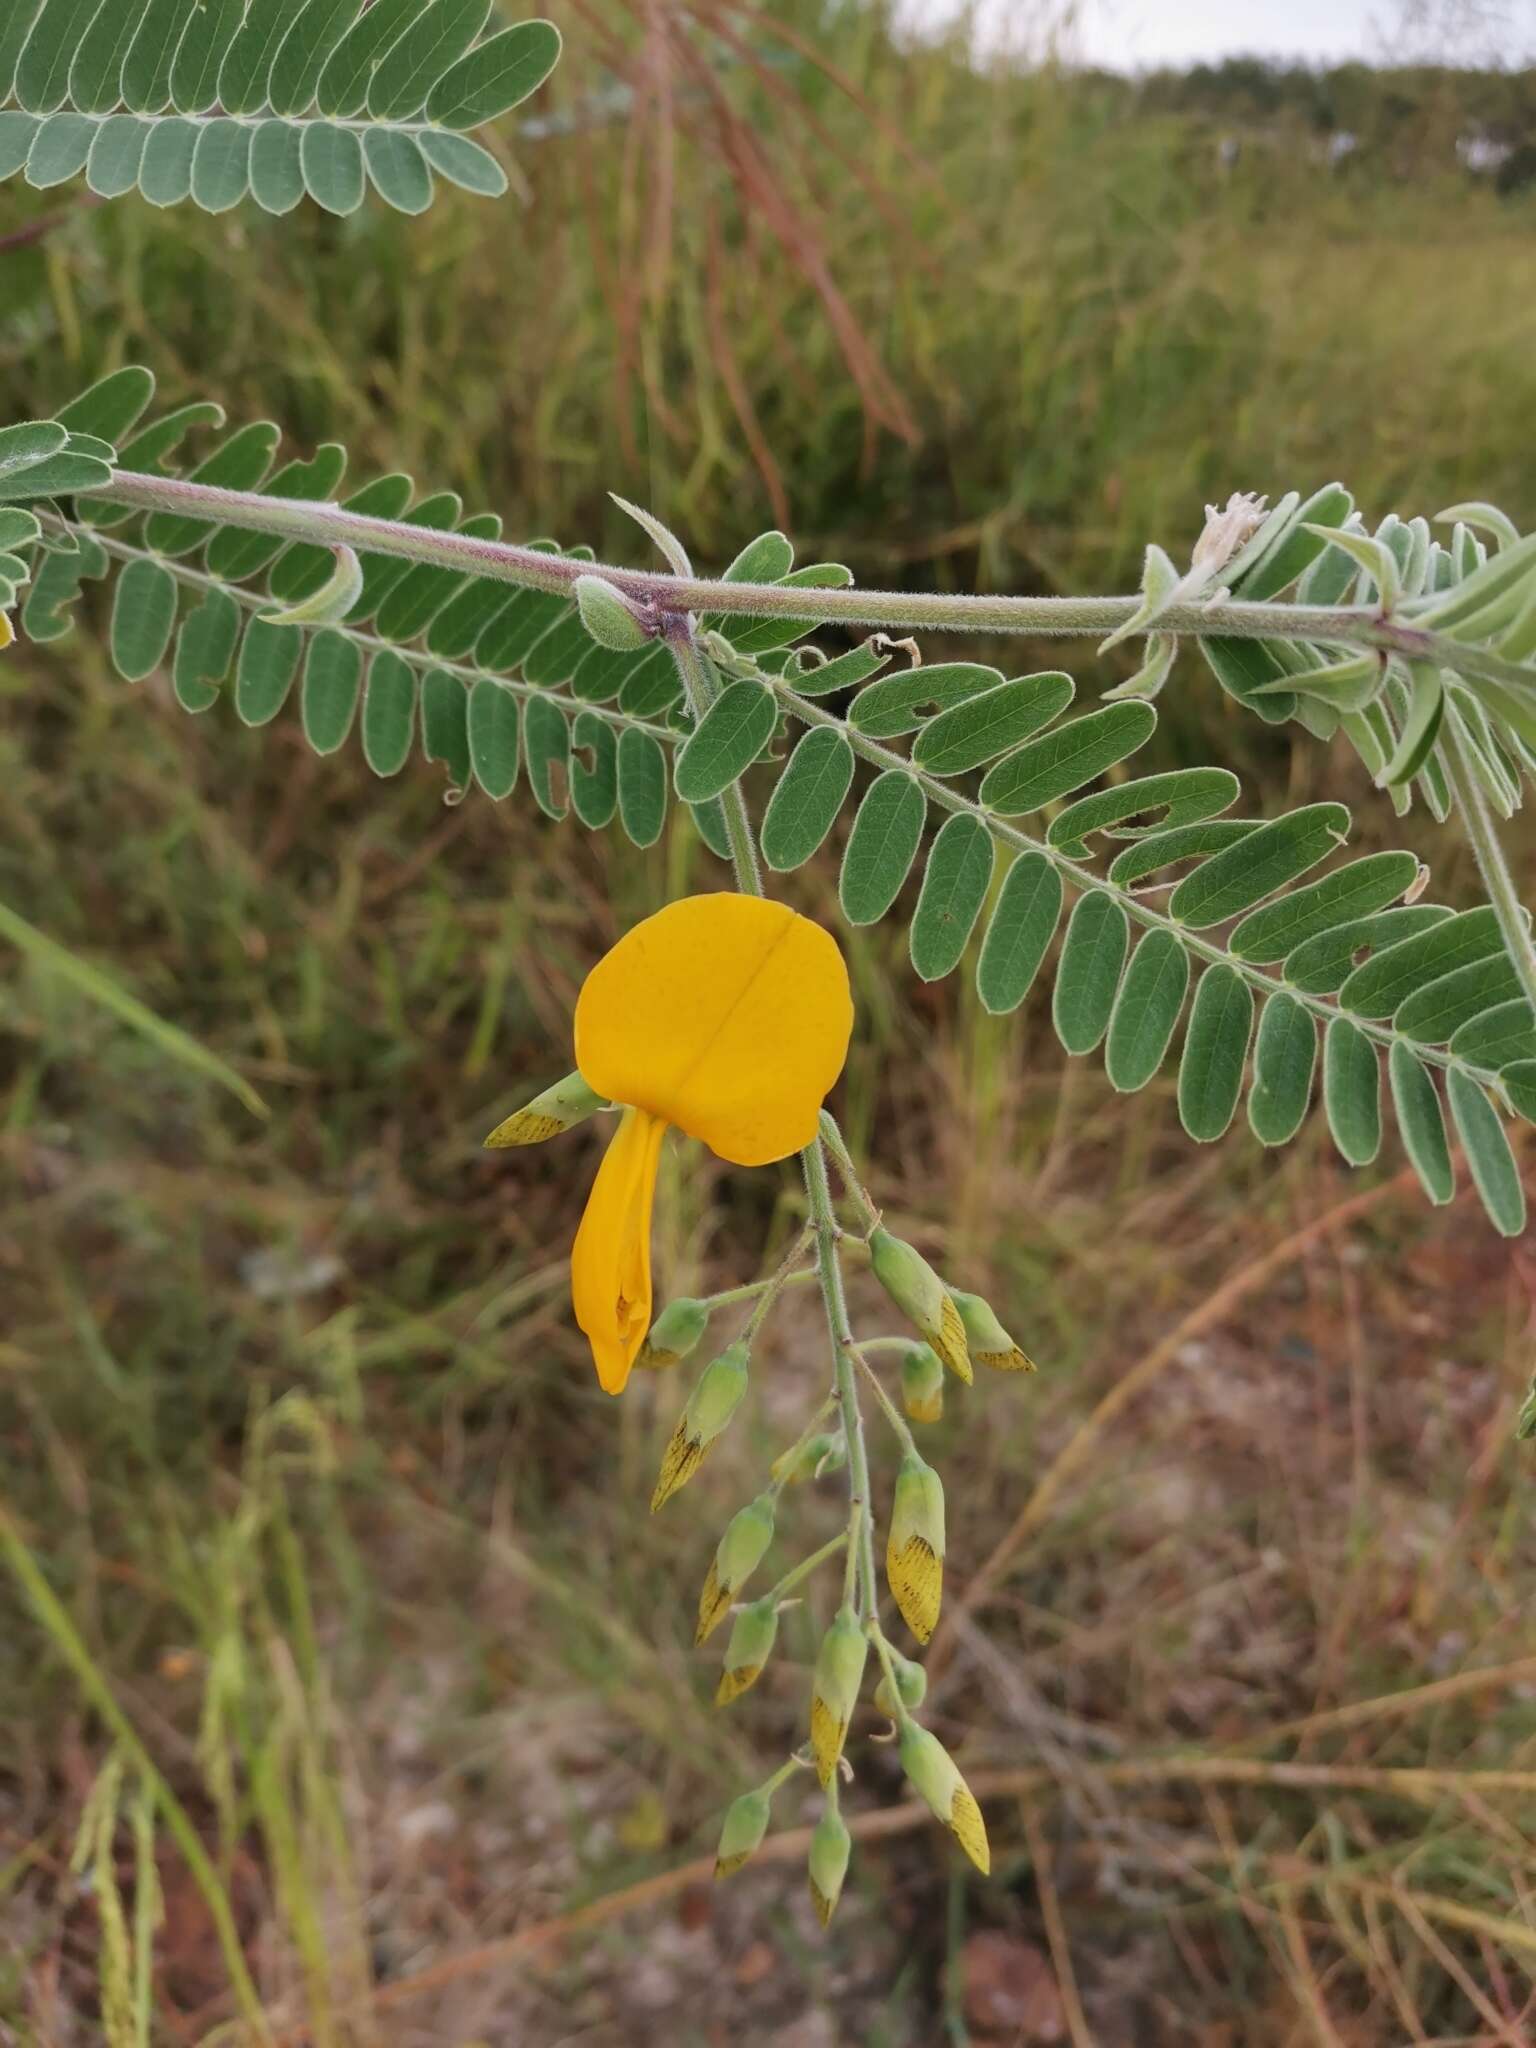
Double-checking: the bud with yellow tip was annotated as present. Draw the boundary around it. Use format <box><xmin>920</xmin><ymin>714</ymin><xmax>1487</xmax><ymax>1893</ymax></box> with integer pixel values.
<box><xmin>873</xmin><ymin>1643</ymin><xmax>927</xmax><ymax>1718</ymax></box>
<box><xmin>716</xmin><ymin>1595</ymin><xmax>779</xmax><ymax>1705</ymax></box>
<box><xmin>771</xmin><ymin>1431</ymin><xmax>846</xmax><ymax>1487</ymax></box>
<box><xmin>868</xmin><ymin>1229</ymin><xmax>970</xmax><ymax>1383</ymax></box>
<box><xmin>900</xmin><ymin>1343</ymin><xmax>945</xmax><ymax>1424</ymax></box>
<box><xmin>636</xmin><ymin>1295</ymin><xmax>710</xmax><ymax>1372</ymax></box>
<box><xmin>714</xmin><ymin>1786</ymin><xmax>771</xmax><ymax>1878</ymax></box>
<box><xmin>807</xmin><ymin>1801</ymin><xmax>852</xmax><ymax>1926</ymax></box>
<box><xmin>898</xmin><ymin>1722</ymin><xmax>990</xmax><ymax>1875</ymax></box>
<box><xmin>950</xmin><ymin>1288</ymin><xmax>1036</xmax><ymax>1374</ymax></box>
<box><xmin>886</xmin><ymin>1452</ymin><xmax>945</xmax><ymax>1644</ymax></box>
<box><xmin>810</xmin><ymin>1604</ymin><xmax>867</xmax><ymax>1787</ymax></box>
<box><xmin>483</xmin><ymin>1071</ymin><xmax>609</xmax><ymax>1148</ymax></box>
<box><xmin>651</xmin><ymin>1340</ymin><xmax>750</xmax><ymax>1512</ymax></box>
<box><xmin>697</xmin><ymin>1492</ymin><xmax>776</xmax><ymax>1643</ymax></box>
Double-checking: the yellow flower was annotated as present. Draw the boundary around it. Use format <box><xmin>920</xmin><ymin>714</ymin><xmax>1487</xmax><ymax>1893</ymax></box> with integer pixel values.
<box><xmin>570</xmin><ymin>893</ymin><xmax>852</xmax><ymax>1395</ymax></box>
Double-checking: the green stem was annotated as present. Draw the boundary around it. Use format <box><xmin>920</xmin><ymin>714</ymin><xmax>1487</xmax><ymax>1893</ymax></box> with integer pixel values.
<box><xmin>851</xmin><ymin>1343</ymin><xmax>917</xmax><ymax>1453</ymax></box>
<box><xmin>765</xmin><ymin>1531</ymin><xmax>850</xmax><ymax>1605</ymax></box>
<box><xmin>804</xmin><ymin>1142</ymin><xmax>881</xmax><ymax>1621</ymax></box>
<box><xmin>818</xmin><ymin>1110</ymin><xmax>881</xmax><ymax>1232</ymax></box>
<box><xmin>743</xmin><ymin>1228</ymin><xmax>814</xmax><ymax>1341</ymax></box>
<box><xmin>664</xmin><ymin>616</ymin><xmax>763</xmax><ymax>891</ymax></box>
<box><xmin>1441</xmin><ymin>706</ymin><xmax>1536</xmax><ymax>1021</ymax></box>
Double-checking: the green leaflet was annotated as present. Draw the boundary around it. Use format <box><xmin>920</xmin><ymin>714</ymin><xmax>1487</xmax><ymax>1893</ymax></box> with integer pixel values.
<box><xmin>849</xmin><ymin>661</ymin><xmax>1002</xmax><ymax>740</ymax></box>
<box><xmin>617</xmin><ymin>727</ymin><xmax>667</xmax><ymax>848</ymax></box>
<box><xmin>367</xmin><ymin>0</ymin><xmax>490</xmax><ymax>120</ymax></box>
<box><xmin>144</xmin><ymin>421</ymin><xmax>281</xmax><ymax>555</ymax></box>
<box><xmin>268</xmin><ymin>0</ymin><xmax>358</xmax><ymax>116</ymax></box>
<box><xmin>910</xmin><ymin>815</ymin><xmax>992</xmax><ymax>982</ymax></box>
<box><xmin>69</xmin><ymin>0</ymin><xmax>149</xmax><ymax>113</ymax></box>
<box><xmin>689</xmin><ymin>798</ymin><xmax>733</xmax><ymax>862</ymax></box>
<box><xmin>1450</xmin><ymin>999</ymin><xmax>1536</xmax><ymax>1071</ymax></box>
<box><xmin>1047</xmin><ymin>767</ymin><xmax>1239</xmax><ymax>852</ymax></box>
<box><xmin>86</xmin><ymin>113</ymin><xmax>149</xmax><ymax>195</ymax></box>
<box><xmin>1394</xmin><ymin>953</ymin><xmax>1525</xmax><ymax>1045</ymax></box>
<box><xmin>300</xmin><ymin>120</ymin><xmax>364</xmax><ymax>214</ymax></box>
<box><xmin>417</xmin><ymin>128</ymin><xmax>504</xmax><ymax>198</ymax></box>
<box><xmin>674</xmin><ymin>679</ymin><xmax>777</xmax><ymax>802</ymax></box>
<box><xmin>425</xmin><ymin>18</ymin><xmax>562</xmax><ymax>128</ymax></box>
<box><xmin>1168</xmin><ymin>802</ymin><xmax>1349</xmax><ymax>929</ymax></box>
<box><xmin>761</xmin><ymin>728</ymin><xmax>854</xmax><ymax>872</ymax></box>
<box><xmin>1283</xmin><ymin>905</ymin><xmax>1453</xmax><ymax>997</ymax></box>
<box><xmin>300</xmin><ymin>630</ymin><xmax>363</xmax><ymax>754</ymax></box>
<box><xmin>362</xmin><ymin>650</ymin><xmax>416</xmax><ymax>775</ymax></box>
<box><xmin>1338</xmin><ymin>904</ymin><xmax>1509</xmax><ymax>1018</ymax></box>
<box><xmin>1447</xmin><ymin>1068</ymin><xmax>1526</xmax><ymax>1236</ymax></box>
<box><xmin>363</xmin><ymin>127</ymin><xmax>431</xmax><ymax>214</ymax></box>
<box><xmin>911</xmin><ymin>672</ymin><xmax>1074</xmax><ymax>776</ymax></box>
<box><xmin>1388</xmin><ymin>1042</ymin><xmax>1454</xmax><ymax>1206</ymax></box>
<box><xmin>1234</xmin><ymin>482</ymin><xmax>1354</xmax><ymax>601</ymax></box>
<box><xmin>980</xmin><ymin>701</ymin><xmax>1156</xmax><ymax>817</ymax></box>
<box><xmin>0</xmin><ymin>112</ymin><xmax>41</xmax><ymax>177</ymax></box>
<box><xmin>21</xmin><ymin>529</ymin><xmax>108</xmax><ymax>639</ymax></box>
<box><xmin>1228</xmin><ymin>851</ymin><xmax>1421</xmax><ymax>963</ymax></box>
<box><xmin>974</xmin><ymin>852</ymin><xmax>1062</xmax><ymax>1016</ymax></box>
<box><xmin>570</xmin><ymin>710</ymin><xmax>617</xmax><ymax>829</ymax></box>
<box><xmin>16</xmin><ymin>0</ymin><xmax>98</xmax><ymax>113</ymax></box>
<box><xmin>1503</xmin><ymin>1062</ymin><xmax>1536</xmax><ymax>1124</ymax></box>
<box><xmin>317</xmin><ymin>0</ymin><xmax>416</xmax><ymax>114</ymax></box>
<box><xmin>190</xmin><ymin>116</ymin><xmax>254</xmax><ymax>210</ymax></box>
<box><xmin>1323</xmin><ymin>1016</ymin><xmax>1381</xmax><ymax>1166</ymax></box>
<box><xmin>1247</xmin><ymin>992</ymin><xmax>1317</xmax><ymax>1146</ymax></box>
<box><xmin>234</xmin><ymin>618</ymin><xmax>302</xmax><ymax>726</ymax></box>
<box><xmin>1052</xmin><ymin>890</ymin><xmax>1128</xmax><ymax>1055</ymax></box>
<box><xmin>422</xmin><ymin>669</ymin><xmax>471</xmax><ymax>792</ymax></box>
<box><xmin>1177</xmin><ymin>965</ymin><xmax>1253</xmax><ymax>1142</ymax></box>
<box><xmin>109</xmin><ymin>555</ymin><xmax>177</xmax><ymax>682</ymax></box>
<box><xmin>170</xmin><ymin>0</ymin><xmax>243</xmax><ymax>111</ymax></box>
<box><xmin>467</xmin><ymin>679</ymin><xmax>520</xmax><ymax>798</ymax></box>
<box><xmin>1105</xmin><ymin>928</ymin><xmax>1188</xmax><ymax>1092</ymax></box>
<box><xmin>1106</xmin><ymin>819</ymin><xmax>1260</xmax><ymax>889</ymax></box>
<box><xmin>25</xmin><ymin>111</ymin><xmax>94</xmax><ymax>186</ymax></box>
<box><xmin>207</xmin><ymin>444</ymin><xmax>349</xmax><ymax>582</ymax></box>
<box><xmin>788</xmin><ymin>642</ymin><xmax>890</xmax><ymax>698</ymax></box>
<box><xmin>377</xmin><ymin>512</ymin><xmax>500</xmax><ymax>644</ymax></box>
<box><xmin>219</xmin><ymin>0</ymin><xmax>310</xmax><ymax>116</ymax></box>
<box><xmin>839</xmin><ymin>771</ymin><xmax>926</xmax><ymax>926</ymax></box>
<box><xmin>1200</xmin><ymin>634</ymin><xmax>1297</xmax><ymax>726</ymax></box>
<box><xmin>523</xmin><ymin>694</ymin><xmax>568</xmax><ymax>818</ymax></box>
<box><xmin>173</xmin><ymin>585</ymin><xmax>241</xmax><ymax>713</ymax></box>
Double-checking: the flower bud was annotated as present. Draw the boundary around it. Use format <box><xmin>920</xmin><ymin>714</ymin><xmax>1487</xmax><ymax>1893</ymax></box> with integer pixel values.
<box><xmin>898</xmin><ymin>1722</ymin><xmax>990</xmax><ymax>1875</ymax></box>
<box><xmin>886</xmin><ymin>1452</ymin><xmax>945</xmax><ymax>1644</ymax></box>
<box><xmin>697</xmin><ymin>1491</ymin><xmax>776</xmax><ymax>1643</ymax></box>
<box><xmin>810</xmin><ymin>1603</ymin><xmax>867</xmax><ymax>1787</ymax></box>
<box><xmin>483</xmin><ymin>1071</ymin><xmax>609</xmax><ymax>1147</ymax></box>
<box><xmin>574</xmin><ymin>573</ymin><xmax>651</xmax><ymax>652</ymax></box>
<box><xmin>900</xmin><ymin>1343</ymin><xmax>945</xmax><ymax>1424</ymax></box>
<box><xmin>949</xmin><ymin>1288</ymin><xmax>1036</xmax><ymax>1374</ymax></box>
<box><xmin>771</xmin><ymin>1431</ymin><xmax>846</xmax><ymax>1487</ymax></box>
<box><xmin>807</xmin><ymin>1802</ymin><xmax>852</xmax><ymax>1926</ymax></box>
<box><xmin>868</xmin><ymin>1229</ymin><xmax>970</xmax><ymax>1383</ymax></box>
<box><xmin>873</xmin><ymin>1644</ymin><xmax>928</xmax><ymax>1718</ymax></box>
<box><xmin>636</xmin><ymin>1295</ymin><xmax>710</xmax><ymax>1372</ymax></box>
<box><xmin>651</xmin><ymin>1341</ymin><xmax>750</xmax><ymax>1512</ymax></box>
<box><xmin>716</xmin><ymin>1595</ymin><xmax>779</xmax><ymax>1705</ymax></box>
<box><xmin>714</xmin><ymin>1786</ymin><xmax>770</xmax><ymax>1878</ymax></box>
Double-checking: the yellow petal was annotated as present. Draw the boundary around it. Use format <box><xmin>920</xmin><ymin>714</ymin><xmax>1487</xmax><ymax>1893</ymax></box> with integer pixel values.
<box><xmin>887</xmin><ymin>1535</ymin><xmax>943</xmax><ymax>1645</ymax></box>
<box><xmin>575</xmin><ymin>894</ymin><xmax>853</xmax><ymax>1168</ymax></box>
<box><xmin>571</xmin><ymin>1106</ymin><xmax>667</xmax><ymax>1395</ymax></box>
<box><xmin>695</xmin><ymin>1562</ymin><xmax>731</xmax><ymax>1644</ymax></box>
<box><xmin>949</xmin><ymin>1784</ymin><xmax>991</xmax><ymax>1875</ymax></box>
<box><xmin>0</xmin><ymin>612</ymin><xmax>13</xmax><ymax>652</ymax></box>
<box><xmin>933</xmin><ymin>1293</ymin><xmax>972</xmax><ymax>1383</ymax></box>
<box><xmin>810</xmin><ymin>1696</ymin><xmax>848</xmax><ymax>1789</ymax></box>
<box><xmin>715</xmin><ymin>1661</ymin><xmax>765</xmax><ymax>1706</ymax></box>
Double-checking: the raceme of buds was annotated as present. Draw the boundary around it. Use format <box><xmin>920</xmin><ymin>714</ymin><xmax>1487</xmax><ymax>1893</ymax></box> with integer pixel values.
<box><xmin>807</xmin><ymin>1802</ymin><xmax>852</xmax><ymax>1926</ymax></box>
<box><xmin>574</xmin><ymin>573</ymin><xmax>651</xmax><ymax>652</ymax></box>
<box><xmin>868</xmin><ymin>1229</ymin><xmax>971</xmax><ymax>1383</ymax></box>
<box><xmin>716</xmin><ymin>1596</ymin><xmax>779</xmax><ymax>1705</ymax></box>
<box><xmin>949</xmin><ymin>1288</ymin><xmax>1036</xmax><ymax>1375</ymax></box>
<box><xmin>873</xmin><ymin>1643</ymin><xmax>928</xmax><ymax>1718</ymax></box>
<box><xmin>651</xmin><ymin>1340</ymin><xmax>750</xmax><ymax>1512</ymax></box>
<box><xmin>898</xmin><ymin>1722</ymin><xmax>990</xmax><ymax>1875</ymax></box>
<box><xmin>697</xmin><ymin>1491</ymin><xmax>776</xmax><ymax>1643</ymax></box>
<box><xmin>637</xmin><ymin>1295</ymin><xmax>710</xmax><ymax>1372</ymax></box>
<box><xmin>771</xmin><ymin>1431</ymin><xmax>847</xmax><ymax>1487</ymax></box>
<box><xmin>810</xmin><ymin>1603</ymin><xmax>868</xmax><ymax>1787</ymax></box>
<box><xmin>900</xmin><ymin>1343</ymin><xmax>945</xmax><ymax>1424</ymax></box>
<box><xmin>886</xmin><ymin>1452</ymin><xmax>945</xmax><ymax>1644</ymax></box>
<box><xmin>714</xmin><ymin>1786</ymin><xmax>771</xmax><ymax>1879</ymax></box>
<box><xmin>483</xmin><ymin>1071</ymin><xmax>610</xmax><ymax>1148</ymax></box>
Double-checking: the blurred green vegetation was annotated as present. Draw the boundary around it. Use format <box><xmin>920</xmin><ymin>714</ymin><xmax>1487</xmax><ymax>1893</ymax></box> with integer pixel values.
<box><xmin>2</xmin><ymin>7</ymin><xmax>1534</xmax><ymax>2041</ymax></box>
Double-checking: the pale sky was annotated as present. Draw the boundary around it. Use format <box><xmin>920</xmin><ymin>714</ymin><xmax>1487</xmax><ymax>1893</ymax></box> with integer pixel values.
<box><xmin>903</xmin><ymin>1</ymin><xmax>1536</xmax><ymax>69</ymax></box>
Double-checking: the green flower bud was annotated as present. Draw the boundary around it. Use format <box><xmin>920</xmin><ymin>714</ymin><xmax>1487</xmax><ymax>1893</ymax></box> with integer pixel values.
<box><xmin>886</xmin><ymin>1452</ymin><xmax>945</xmax><ymax>1644</ymax></box>
<box><xmin>714</xmin><ymin>1786</ymin><xmax>770</xmax><ymax>1879</ymax></box>
<box><xmin>483</xmin><ymin>1071</ymin><xmax>610</xmax><ymax>1148</ymax></box>
<box><xmin>574</xmin><ymin>573</ymin><xmax>651</xmax><ymax>652</ymax></box>
<box><xmin>696</xmin><ymin>1491</ymin><xmax>776</xmax><ymax>1643</ymax></box>
<box><xmin>807</xmin><ymin>1802</ymin><xmax>852</xmax><ymax>1926</ymax></box>
<box><xmin>873</xmin><ymin>1644</ymin><xmax>928</xmax><ymax>1718</ymax></box>
<box><xmin>636</xmin><ymin>1295</ymin><xmax>710</xmax><ymax>1372</ymax></box>
<box><xmin>869</xmin><ymin>1229</ymin><xmax>971</xmax><ymax>1383</ymax></box>
<box><xmin>810</xmin><ymin>1603</ymin><xmax>867</xmax><ymax>1788</ymax></box>
<box><xmin>949</xmin><ymin>1287</ymin><xmax>1036</xmax><ymax>1374</ymax></box>
<box><xmin>770</xmin><ymin>1431</ymin><xmax>846</xmax><ymax>1487</ymax></box>
<box><xmin>898</xmin><ymin>1722</ymin><xmax>990</xmax><ymax>1875</ymax></box>
<box><xmin>716</xmin><ymin>1595</ymin><xmax>779</xmax><ymax>1705</ymax></box>
<box><xmin>900</xmin><ymin>1343</ymin><xmax>945</xmax><ymax>1424</ymax></box>
<box><xmin>651</xmin><ymin>1341</ymin><xmax>750</xmax><ymax>1512</ymax></box>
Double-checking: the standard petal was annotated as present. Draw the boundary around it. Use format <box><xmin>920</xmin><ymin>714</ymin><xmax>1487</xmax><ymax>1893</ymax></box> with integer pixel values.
<box><xmin>574</xmin><ymin>893</ymin><xmax>852</xmax><ymax>1167</ymax></box>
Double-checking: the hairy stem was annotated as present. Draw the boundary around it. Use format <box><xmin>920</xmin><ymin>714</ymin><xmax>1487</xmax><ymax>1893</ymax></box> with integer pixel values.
<box><xmin>1441</xmin><ymin>705</ymin><xmax>1536</xmax><ymax>1022</ymax></box>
